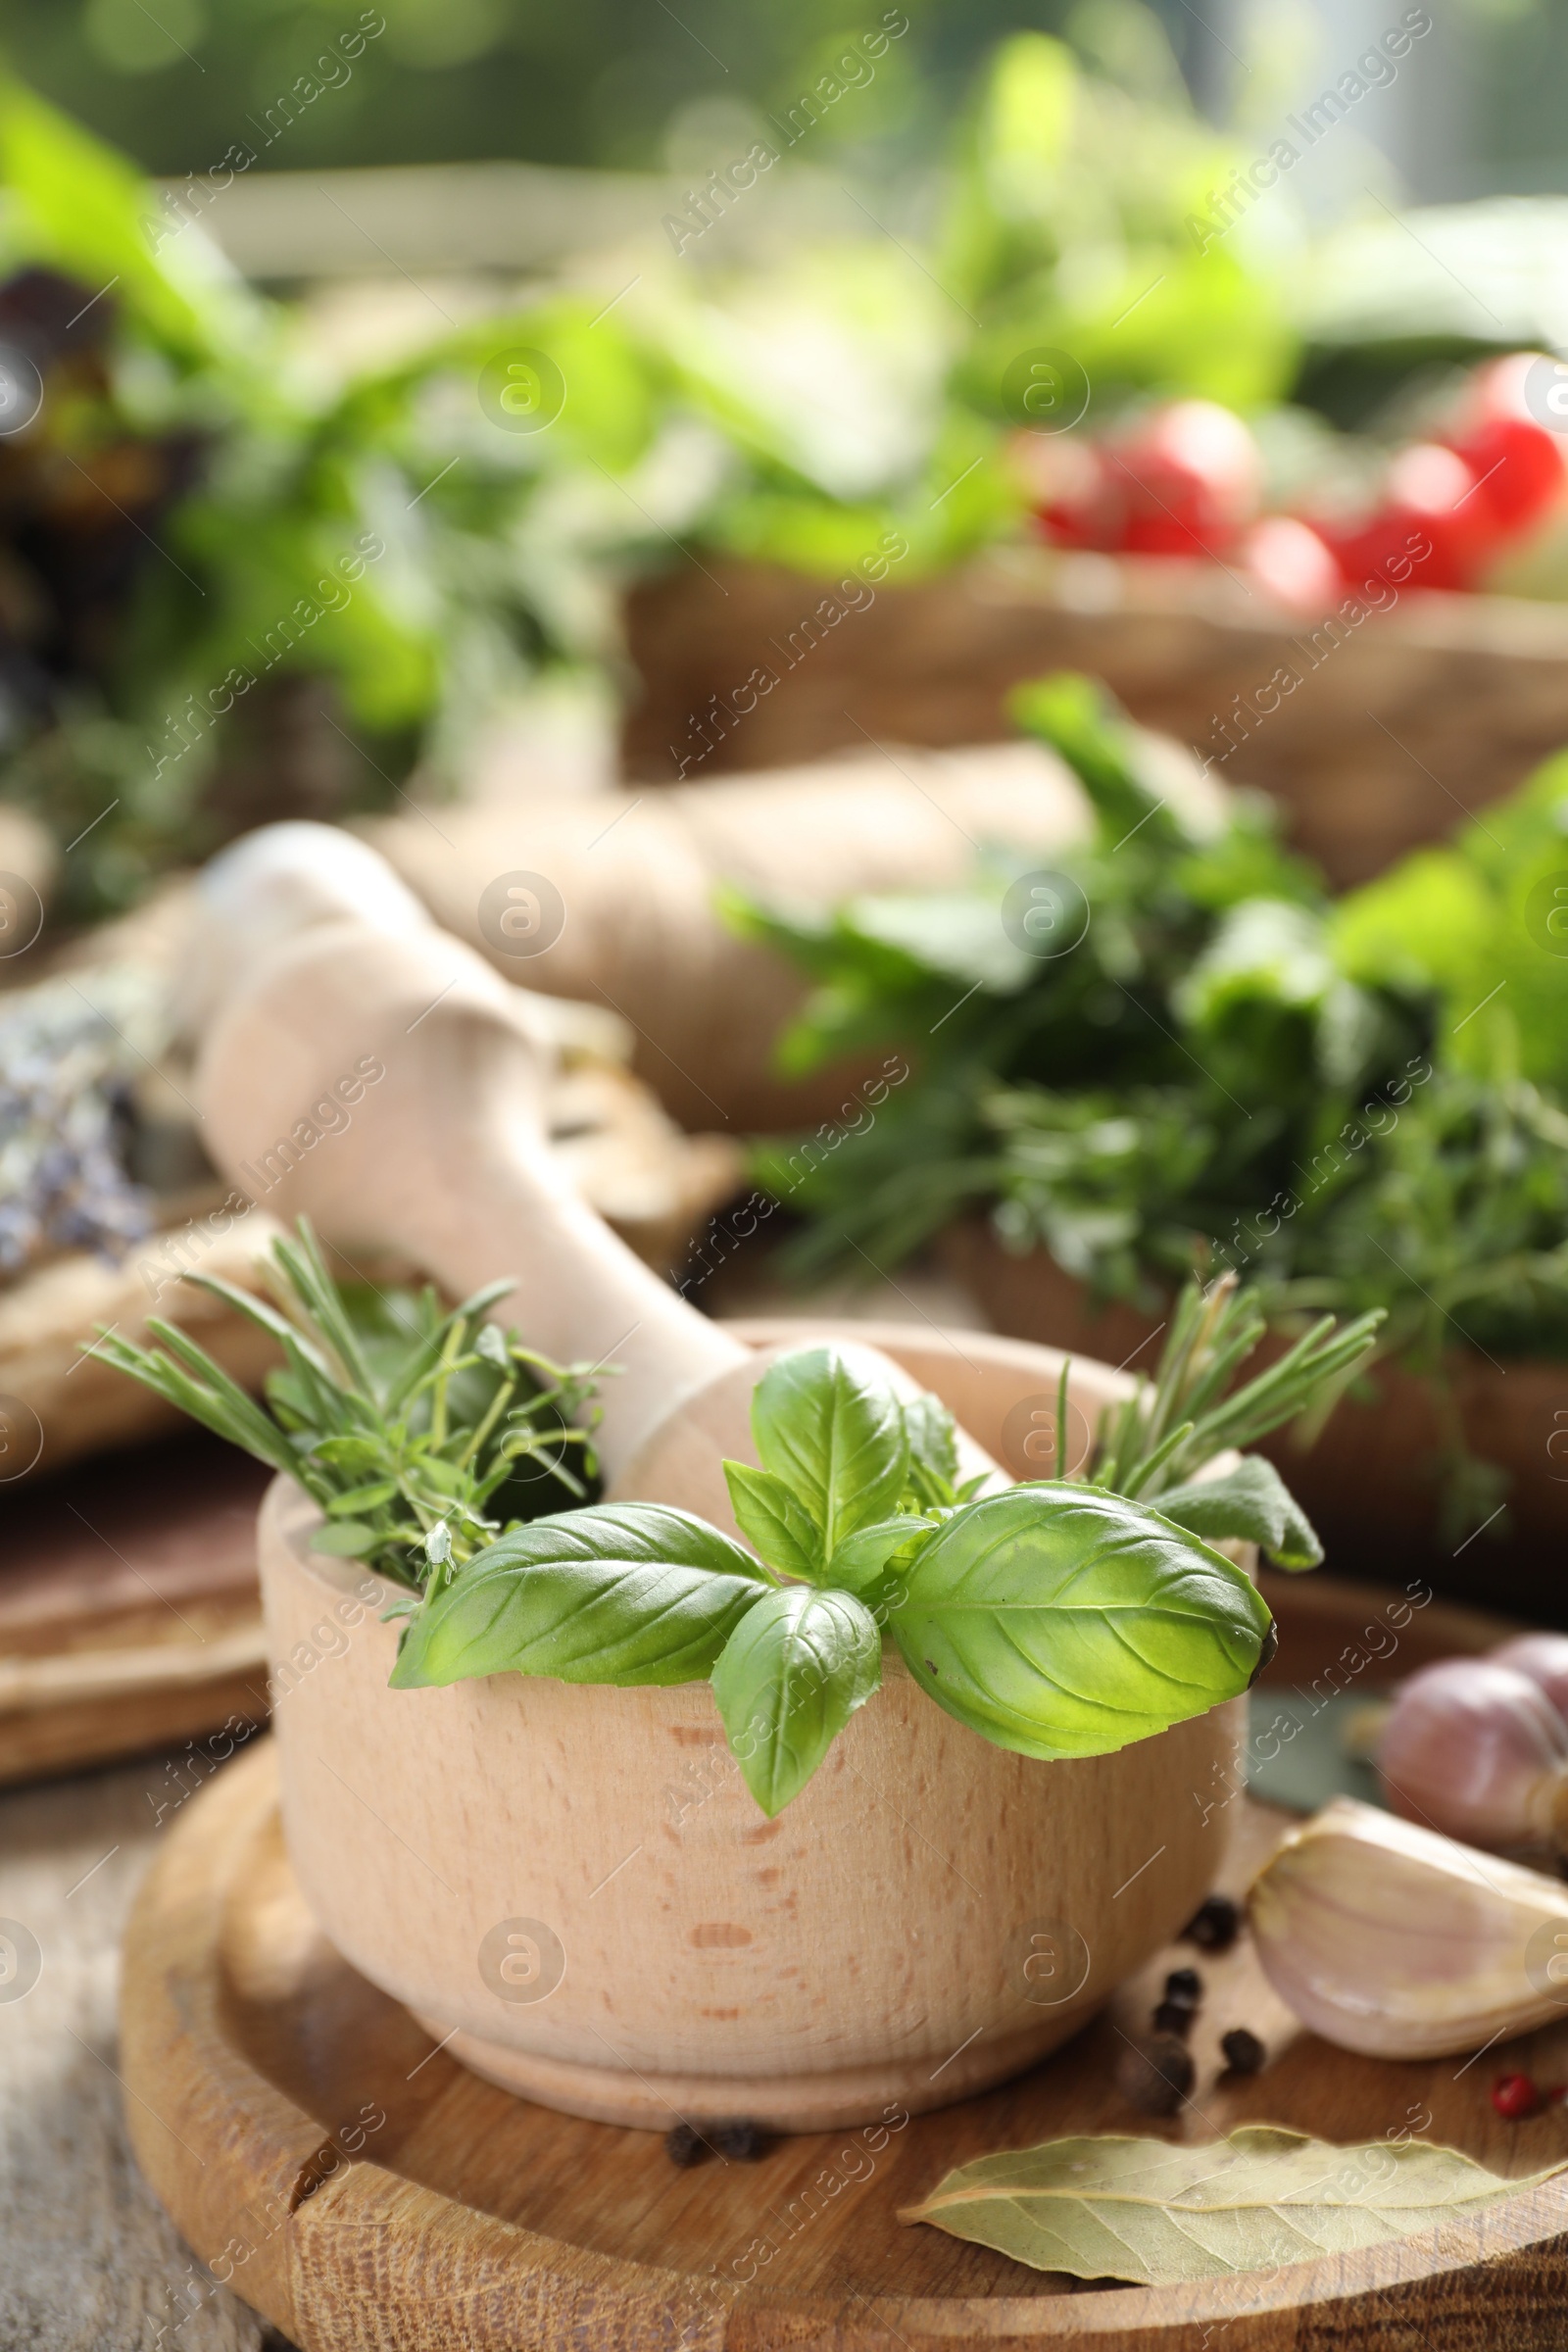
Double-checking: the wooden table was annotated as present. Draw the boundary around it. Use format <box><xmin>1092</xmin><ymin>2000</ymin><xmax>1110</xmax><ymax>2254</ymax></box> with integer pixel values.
<box><xmin>0</xmin><ymin>1266</ymin><xmax>1552</xmax><ymax>2349</ymax></box>
<box><xmin>0</xmin><ymin>1748</ymin><xmax>288</xmax><ymax>2350</ymax></box>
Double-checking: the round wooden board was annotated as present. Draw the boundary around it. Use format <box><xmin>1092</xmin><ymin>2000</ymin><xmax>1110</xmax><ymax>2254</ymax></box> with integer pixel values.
<box><xmin>121</xmin><ymin>1584</ymin><xmax>1568</xmax><ymax>2352</ymax></box>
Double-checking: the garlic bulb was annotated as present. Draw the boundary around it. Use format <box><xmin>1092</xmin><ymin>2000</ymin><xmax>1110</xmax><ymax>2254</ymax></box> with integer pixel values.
<box><xmin>1378</xmin><ymin>1657</ymin><xmax>1568</xmax><ymax>1856</ymax></box>
<box><xmin>1249</xmin><ymin>1796</ymin><xmax>1568</xmax><ymax>2059</ymax></box>
<box><xmin>1493</xmin><ymin>1632</ymin><xmax>1568</xmax><ymax>1722</ymax></box>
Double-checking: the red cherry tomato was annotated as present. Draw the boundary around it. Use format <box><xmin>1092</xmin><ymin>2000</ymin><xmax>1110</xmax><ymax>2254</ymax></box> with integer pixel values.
<box><xmin>1240</xmin><ymin>514</ymin><xmax>1341</xmax><ymax>614</ymax></box>
<box><xmin>1317</xmin><ymin>442</ymin><xmax>1490</xmax><ymax>594</ymax></box>
<box><xmin>1102</xmin><ymin>399</ymin><xmax>1263</xmax><ymax>557</ymax></box>
<box><xmin>1015</xmin><ymin>432</ymin><xmax>1123</xmax><ymax>551</ymax></box>
<box><xmin>1444</xmin><ymin>352</ymin><xmax>1568</xmax><ymax>539</ymax></box>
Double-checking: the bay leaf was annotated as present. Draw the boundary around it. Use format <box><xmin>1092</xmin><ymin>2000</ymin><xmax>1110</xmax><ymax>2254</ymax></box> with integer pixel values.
<box><xmin>900</xmin><ymin>2125</ymin><xmax>1566</xmax><ymax>2285</ymax></box>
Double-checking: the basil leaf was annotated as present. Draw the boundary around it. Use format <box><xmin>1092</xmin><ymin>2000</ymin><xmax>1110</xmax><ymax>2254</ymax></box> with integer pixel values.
<box><xmin>825</xmin><ymin>1514</ymin><xmax>936</xmax><ymax>1595</ymax></box>
<box><xmin>710</xmin><ymin>1587</ymin><xmax>882</xmax><ymax>1816</ymax></box>
<box><xmin>722</xmin><ymin>1460</ymin><xmax>821</xmax><ymax>1580</ymax></box>
<box><xmin>389</xmin><ymin>1504</ymin><xmax>769</xmax><ymax>1690</ymax></box>
<box><xmin>887</xmin><ymin>1481</ymin><xmax>1273</xmax><ymax>1760</ymax></box>
<box><xmin>903</xmin><ymin>1391</ymin><xmax>961</xmax><ymax>1507</ymax></box>
<box><xmin>751</xmin><ymin>1345</ymin><xmax>908</xmax><ymax>1554</ymax></box>
<box><xmin>1154</xmin><ymin>1457</ymin><xmax>1322</xmax><ymax>1570</ymax></box>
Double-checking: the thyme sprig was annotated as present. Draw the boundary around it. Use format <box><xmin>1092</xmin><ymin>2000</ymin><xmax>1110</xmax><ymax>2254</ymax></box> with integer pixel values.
<box><xmin>93</xmin><ymin>1219</ymin><xmax>604</xmax><ymax>1592</ymax></box>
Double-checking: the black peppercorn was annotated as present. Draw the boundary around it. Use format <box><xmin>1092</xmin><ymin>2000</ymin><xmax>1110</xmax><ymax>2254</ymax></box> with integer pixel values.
<box><xmin>709</xmin><ymin>2118</ymin><xmax>766</xmax><ymax>2161</ymax></box>
<box><xmin>1180</xmin><ymin>1893</ymin><xmax>1241</xmax><ymax>1952</ymax></box>
<box><xmin>1221</xmin><ymin>2028</ymin><xmax>1266</xmax><ymax>2076</ymax></box>
<box><xmin>665</xmin><ymin>2123</ymin><xmax>704</xmax><ymax>2167</ymax></box>
<box><xmin>1116</xmin><ymin>2033</ymin><xmax>1195</xmax><ymax>2116</ymax></box>
<box><xmin>1152</xmin><ymin>1964</ymin><xmax>1202</xmax><ymax>2036</ymax></box>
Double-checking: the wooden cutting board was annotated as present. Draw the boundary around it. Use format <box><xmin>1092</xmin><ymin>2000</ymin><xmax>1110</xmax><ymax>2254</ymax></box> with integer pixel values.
<box><xmin>0</xmin><ymin>1431</ymin><xmax>270</xmax><ymax>1787</ymax></box>
<box><xmin>118</xmin><ymin>1575</ymin><xmax>1568</xmax><ymax>2351</ymax></box>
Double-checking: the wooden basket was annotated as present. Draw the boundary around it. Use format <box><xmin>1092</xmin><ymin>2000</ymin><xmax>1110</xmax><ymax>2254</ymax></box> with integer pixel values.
<box><xmin>622</xmin><ymin>548</ymin><xmax>1568</xmax><ymax>887</ymax></box>
<box><xmin>621</xmin><ymin>549</ymin><xmax>1568</xmax><ymax>1607</ymax></box>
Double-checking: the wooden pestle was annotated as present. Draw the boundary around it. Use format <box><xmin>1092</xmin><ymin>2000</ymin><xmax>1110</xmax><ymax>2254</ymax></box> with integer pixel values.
<box><xmin>364</xmin><ymin>742</ymin><xmax>1087</xmax><ymax>1129</ymax></box>
<box><xmin>173</xmin><ymin>820</ymin><xmax>441</xmax><ymax>1040</ymax></box>
<box><xmin>364</xmin><ymin>732</ymin><xmax>1228</xmax><ymax>1127</ymax></box>
<box><xmin>194</xmin><ymin>891</ymin><xmax>1002</xmax><ymax>1517</ymax></box>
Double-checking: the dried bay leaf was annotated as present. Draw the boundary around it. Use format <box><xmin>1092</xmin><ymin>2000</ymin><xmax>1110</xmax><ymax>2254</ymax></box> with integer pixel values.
<box><xmin>900</xmin><ymin>2125</ymin><xmax>1567</xmax><ymax>2286</ymax></box>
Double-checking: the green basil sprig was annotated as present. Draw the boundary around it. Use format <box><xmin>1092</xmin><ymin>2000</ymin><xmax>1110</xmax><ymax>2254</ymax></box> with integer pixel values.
<box><xmin>1153</xmin><ymin>1456</ymin><xmax>1320</xmax><ymax>1571</ymax></box>
<box><xmin>388</xmin><ymin>1338</ymin><xmax>1286</xmax><ymax>1817</ymax></box>
<box><xmin>390</xmin><ymin>1504</ymin><xmax>771</xmax><ymax>1689</ymax></box>
<box><xmin>886</xmin><ymin>1481</ymin><xmax>1269</xmax><ymax>1760</ymax></box>
<box><xmin>710</xmin><ymin>1585</ymin><xmax>883</xmax><ymax>1816</ymax></box>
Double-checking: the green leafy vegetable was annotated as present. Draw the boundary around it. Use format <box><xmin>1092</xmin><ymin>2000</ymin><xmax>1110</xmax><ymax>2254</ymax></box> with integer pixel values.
<box><xmin>1156</xmin><ymin>1458</ymin><xmax>1321</xmax><ymax>1570</ymax></box>
<box><xmin>390</xmin><ymin>1505</ymin><xmax>770</xmax><ymax>1690</ymax></box>
<box><xmin>822</xmin><ymin>1516</ymin><xmax>935</xmax><ymax>1597</ymax></box>
<box><xmin>750</xmin><ymin>1344</ymin><xmax>909</xmax><ymax>1557</ymax></box>
<box><xmin>901</xmin><ymin>2125</ymin><xmax>1567</xmax><ymax>2285</ymax></box>
<box><xmin>887</xmin><ymin>1482</ymin><xmax>1272</xmax><ymax>1760</ymax></box>
<box><xmin>0</xmin><ymin>75</ymin><xmax>1022</xmax><ymax>922</ymax></box>
<box><xmin>903</xmin><ymin>1390</ymin><xmax>986</xmax><ymax>1509</ymax></box>
<box><xmin>107</xmin><ymin>1236</ymin><xmax>1348</xmax><ymax>1812</ymax></box>
<box><xmin>943</xmin><ymin>33</ymin><xmax>1296</xmax><ymax>419</ymax></box>
<box><xmin>742</xmin><ymin>662</ymin><xmax>1568</xmax><ymax>1533</ymax></box>
<box><xmin>722</xmin><ymin>1461</ymin><xmax>825</xmax><ymax>1582</ymax></box>
<box><xmin>710</xmin><ymin>1586</ymin><xmax>882</xmax><ymax>1814</ymax></box>
<box><xmin>1006</xmin><ymin>673</ymin><xmax>1190</xmax><ymax>857</ymax></box>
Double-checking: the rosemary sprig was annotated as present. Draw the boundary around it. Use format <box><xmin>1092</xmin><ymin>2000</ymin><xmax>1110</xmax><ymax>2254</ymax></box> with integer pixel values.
<box><xmin>93</xmin><ymin>1218</ymin><xmax>605</xmax><ymax>1592</ymax></box>
<box><xmin>1086</xmin><ymin>1273</ymin><xmax>1384</xmax><ymax>1503</ymax></box>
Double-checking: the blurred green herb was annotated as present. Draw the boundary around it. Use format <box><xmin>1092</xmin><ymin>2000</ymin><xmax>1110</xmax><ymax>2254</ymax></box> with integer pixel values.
<box><xmin>741</xmin><ymin>670</ymin><xmax>1568</xmax><ymax>1533</ymax></box>
<box><xmin>943</xmin><ymin>32</ymin><xmax>1297</xmax><ymax>419</ymax></box>
<box><xmin>0</xmin><ymin>74</ymin><xmax>1022</xmax><ymax>922</ymax></box>
<box><xmin>0</xmin><ymin>98</ymin><xmax>671</xmax><ymax>921</ymax></box>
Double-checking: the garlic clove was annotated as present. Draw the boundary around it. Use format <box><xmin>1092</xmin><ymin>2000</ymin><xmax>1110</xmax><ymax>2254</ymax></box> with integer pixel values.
<box><xmin>1249</xmin><ymin>1796</ymin><xmax>1568</xmax><ymax>2060</ymax></box>
<box><xmin>1493</xmin><ymin>1632</ymin><xmax>1568</xmax><ymax>1725</ymax></box>
<box><xmin>1378</xmin><ymin>1657</ymin><xmax>1568</xmax><ymax>1856</ymax></box>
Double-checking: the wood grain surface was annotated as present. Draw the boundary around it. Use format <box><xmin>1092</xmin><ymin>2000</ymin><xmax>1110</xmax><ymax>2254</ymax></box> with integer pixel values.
<box><xmin>0</xmin><ymin>1433</ymin><xmax>271</xmax><ymax>1789</ymax></box>
<box><xmin>0</xmin><ymin>1751</ymin><xmax>276</xmax><ymax>2352</ymax></box>
<box><xmin>119</xmin><ymin>1577</ymin><xmax>1568</xmax><ymax>2351</ymax></box>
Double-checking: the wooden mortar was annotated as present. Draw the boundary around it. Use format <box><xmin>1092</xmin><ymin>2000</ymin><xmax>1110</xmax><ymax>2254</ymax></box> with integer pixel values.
<box><xmin>195</xmin><ymin>868</ymin><xmax>1249</xmax><ymax>2131</ymax></box>
<box><xmin>256</xmin><ymin>1321</ymin><xmax>1246</xmax><ymax>2133</ymax></box>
